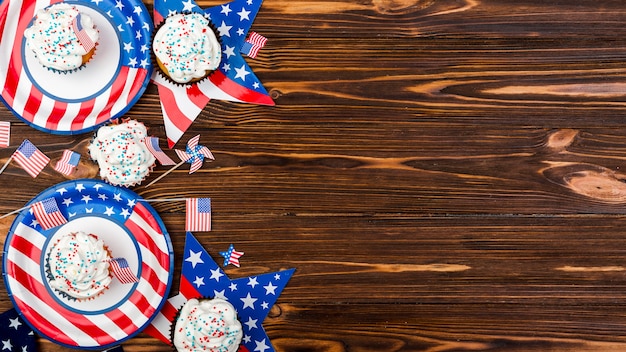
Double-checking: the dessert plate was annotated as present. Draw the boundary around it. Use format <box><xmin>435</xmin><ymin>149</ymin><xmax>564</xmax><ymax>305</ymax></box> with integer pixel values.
<box><xmin>0</xmin><ymin>0</ymin><xmax>153</xmax><ymax>134</ymax></box>
<box><xmin>2</xmin><ymin>179</ymin><xmax>174</xmax><ymax>350</ymax></box>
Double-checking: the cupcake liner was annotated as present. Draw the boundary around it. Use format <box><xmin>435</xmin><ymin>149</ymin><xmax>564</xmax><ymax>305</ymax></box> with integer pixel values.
<box><xmin>152</xmin><ymin>12</ymin><xmax>223</xmax><ymax>87</ymax></box>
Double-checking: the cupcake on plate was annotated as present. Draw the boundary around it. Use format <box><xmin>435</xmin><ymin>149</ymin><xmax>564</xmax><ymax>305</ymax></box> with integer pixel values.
<box><xmin>24</xmin><ymin>3</ymin><xmax>99</xmax><ymax>72</ymax></box>
<box><xmin>88</xmin><ymin>119</ymin><xmax>156</xmax><ymax>187</ymax></box>
<box><xmin>45</xmin><ymin>231</ymin><xmax>112</xmax><ymax>301</ymax></box>
<box><xmin>171</xmin><ymin>298</ymin><xmax>243</xmax><ymax>352</ymax></box>
<box><xmin>153</xmin><ymin>13</ymin><xmax>222</xmax><ymax>84</ymax></box>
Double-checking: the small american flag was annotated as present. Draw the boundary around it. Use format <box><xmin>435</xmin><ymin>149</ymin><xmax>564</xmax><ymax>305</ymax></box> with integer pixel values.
<box><xmin>72</xmin><ymin>13</ymin><xmax>95</xmax><ymax>52</ymax></box>
<box><xmin>31</xmin><ymin>197</ymin><xmax>67</xmax><ymax>230</ymax></box>
<box><xmin>144</xmin><ymin>136</ymin><xmax>176</xmax><ymax>165</ymax></box>
<box><xmin>219</xmin><ymin>244</ymin><xmax>244</xmax><ymax>267</ymax></box>
<box><xmin>54</xmin><ymin>150</ymin><xmax>80</xmax><ymax>175</ymax></box>
<box><xmin>108</xmin><ymin>258</ymin><xmax>139</xmax><ymax>284</ymax></box>
<box><xmin>185</xmin><ymin>198</ymin><xmax>211</xmax><ymax>232</ymax></box>
<box><xmin>240</xmin><ymin>32</ymin><xmax>267</xmax><ymax>58</ymax></box>
<box><xmin>0</xmin><ymin>121</ymin><xmax>10</xmax><ymax>148</ymax></box>
<box><xmin>13</xmin><ymin>139</ymin><xmax>49</xmax><ymax>178</ymax></box>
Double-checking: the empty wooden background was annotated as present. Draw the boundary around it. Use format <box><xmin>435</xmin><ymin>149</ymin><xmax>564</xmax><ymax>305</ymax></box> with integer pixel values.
<box><xmin>4</xmin><ymin>0</ymin><xmax>626</xmax><ymax>350</ymax></box>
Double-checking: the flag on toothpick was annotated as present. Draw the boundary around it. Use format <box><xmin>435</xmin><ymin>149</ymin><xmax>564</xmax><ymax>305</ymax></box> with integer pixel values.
<box><xmin>108</xmin><ymin>258</ymin><xmax>139</xmax><ymax>284</ymax></box>
<box><xmin>186</xmin><ymin>198</ymin><xmax>211</xmax><ymax>232</ymax></box>
<box><xmin>144</xmin><ymin>136</ymin><xmax>176</xmax><ymax>165</ymax></box>
<box><xmin>0</xmin><ymin>121</ymin><xmax>10</xmax><ymax>148</ymax></box>
<box><xmin>0</xmin><ymin>308</ymin><xmax>37</xmax><ymax>352</ymax></box>
<box><xmin>31</xmin><ymin>197</ymin><xmax>67</xmax><ymax>230</ymax></box>
<box><xmin>72</xmin><ymin>13</ymin><xmax>95</xmax><ymax>52</ymax></box>
<box><xmin>240</xmin><ymin>32</ymin><xmax>267</xmax><ymax>58</ymax></box>
<box><xmin>219</xmin><ymin>244</ymin><xmax>244</xmax><ymax>267</ymax></box>
<box><xmin>54</xmin><ymin>150</ymin><xmax>80</xmax><ymax>175</ymax></box>
<box><xmin>12</xmin><ymin>139</ymin><xmax>49</xmax><ymax>178</ymax></box>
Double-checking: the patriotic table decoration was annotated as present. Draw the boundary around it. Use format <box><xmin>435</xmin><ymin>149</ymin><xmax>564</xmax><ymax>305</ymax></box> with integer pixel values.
<box><xmin>186</xmin><ymin>197</ymin><xmax>212</xmax><ymax>232</ymax></box>
<box><xmin>0</xmin><ymin>121</ymin><xmax>10</xmax><ymax>148</ymax></box>
<box><xmin>30</xmin><ymin>197</ymin><xmax>68</xmax><ymax>230</ymax></box>
<box><xmin>54</xmin><ymin>149</ymin><xmax>81</xmax><ymax>175</ymax></box>
<box><xmin>3</xmin><ymin>179</ymin><xmax>174</xmax><ymax>350</ymax></box>
<box><xmin>144</xmin><ymin>232</ymin><xmax>295</xmax><ymax>352</ymax></box>
<box><xmin>0</xmin><ymin>308</ymin><xmax>37</xmax><ymax>352</ymax></box>
<box><xmin>220</xmin><ymin>244</ymin><xmax>244</xmax><ymax>267</ymax></box>
<box><xmin>8</xmin><ymin>139</ymin><xmax>50</xmax><ymax>178</ymax></box>
<box><xmin>153</xmin><ymin>0</ymin><xmax>275</xmax><ymax>147</ymax></box>
<box><xmin>0</xmin><ymin>0</ymin><xmax>153</xmax><ymax>134</ymax></box>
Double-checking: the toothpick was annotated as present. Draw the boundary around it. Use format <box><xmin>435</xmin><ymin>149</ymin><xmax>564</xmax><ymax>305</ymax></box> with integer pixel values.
<box><xmin>0</xmin><ymin>204</ymin><xmax>28</xmax><ymax>219</ymax></box>
<box><xmin>0</xmin><ymin>155</ymin><xmax>12</xmax><ymax>175</ymax></box>
<box><xmin>139</xmin><ymin>197</ymin><xmax>188</xmax><ymax>202</ymax></box>
<box><xmin>143</xmin><ymin>160</ymin><xmax>185</xmax><ymax>188</ymax></box>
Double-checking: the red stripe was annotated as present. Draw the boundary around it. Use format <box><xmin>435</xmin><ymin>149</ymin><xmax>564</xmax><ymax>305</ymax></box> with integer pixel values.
<box><xmin>9</xmin><ymin>232</ymin><xmax>41</xmax><ymax>260</ymax></box>
<box><xmin>97</xmin><ymin>66</ymin><xmax>131</xmax><ymax>122</ymax></box>
<box><xmin>186</xmin><ymin>84</ymin><xmax>210</xmax><ymax>109</ymax></box>
<box><xmin>3</xmin><ymin>0</ymin><xmax>36</xmax><ymax>102</ymax></box>
<box><xmin>179</xmin><ymin>274</ymin><xmax>201</xmax><ymax>299</ymax></box>
<box><xmin>43</xmin><ymin>100</ymin><xmax>70</xmax><ymax>131</ymax></box>
<box><xmin>11</xmin><ymin>295</ymin><xmax>77</xmax><ymax>346</ymax></box>
<box><xmin>125</xmin><ymin>202</ymin><xmax>170</xmax><ymax>271</ymax></box>
<box><xmin>208</xmin><ymin>70</ymin><xmax>274</xmax><ymax>106</ymax></box>
<box><xmin>127</xmin><ymin>68</ymin><xmax>148</xmax><ymax>104</ymax></box>
<box><xmin>104</xmin><ymin>308</ymin><xmax>139</xmax><ymax>336</ymax></box>
<box><xmin>0</xmin><ymin>0</ymin><xmax>9</xmax><ymax>37</ymax></box>
<box><xmin>139</xmin><ymin>261</ymin><xmax>167</xmax><ymax>294</ymax></box>
<box><xmin>128</xmin><ymin>287</ymin><xmax>153</xmax><ymax>319</ymax></box>
<box><xmin>7</xmin><ymin>260</ymin><xmax>114</xmax><ymax>344</ymax></box>
<box><xmin>157</xmin><ymin>84</ymin><xmax>195</xmax><ymax>136</ymax></box>
<box><xmin>21</xmin><ymin>85</ymin><xmax>44</xmax><ymax>122</ymax></box>
<box><xmin>71</xmin><ymin>98</ymin><xmax>97</xmax><ymax>130</ymax></box>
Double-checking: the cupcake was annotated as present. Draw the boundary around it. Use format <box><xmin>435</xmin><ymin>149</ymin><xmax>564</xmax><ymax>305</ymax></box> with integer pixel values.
<box><xmin>172</xmin><ymin>298</ymin><xmax>243</xmax><ymax>352</ymax></box>
<box><xmin>153</xmin><ymin>13</ymin><xmax>222</xmax><ymax>84</ymax></box>
<box><xmin>88</xmin><ymin>119</ymin><xmax>156</xmax><ymax>187</ymax></box>
<box><xmin>24</xmin><ymin>3</ymin><xmax>99</xmax><ymax>72</ymax></box>
<box><xmin>45</xmin><ymin>231</ymin><xmax>112</xmax><ymax>301</ymax></box>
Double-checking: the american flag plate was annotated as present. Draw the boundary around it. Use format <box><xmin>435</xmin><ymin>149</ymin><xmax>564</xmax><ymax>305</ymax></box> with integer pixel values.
<box><xmin>0</xmin><ymin>0</ymin><xmax>152</xmax><ymax>135</ymax></box>
<box><xmin>2</xmin><ymin>179</ymin><xmax>174</xmax><ymax>349</ymax></box>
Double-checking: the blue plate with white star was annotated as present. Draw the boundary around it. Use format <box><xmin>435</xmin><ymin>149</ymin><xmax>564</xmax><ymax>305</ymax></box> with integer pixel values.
<box><xmin>2</xmin><ymin>179</ymin><xmax>174</xmax><ymax>350</ymax></box>
<box><xmin>0</xmin><ymin>0</ymin><xmax>153</xmax><ymax>135</ymax></box>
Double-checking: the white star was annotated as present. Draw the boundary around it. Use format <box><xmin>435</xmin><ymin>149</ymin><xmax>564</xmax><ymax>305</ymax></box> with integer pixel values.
<box><xmin>21</xmin><ymin>346</ymin><xmax>27</xmax><ymax>352</ymax></box>
<box><xmin>254</xmin><ymin>339</ymin><xmax>270</xmax><ymax>352</ymax></box>
<box><xmin>128</xmin><ymin>56</ymin><xmax>137</xmax><ymax>66</ymax></box>
<box><xmin>253</xmin><ymin>82</ymin><xmax>260</xmax><ymax>89</ymax></box>
<box><xmin>241</xmin><ymin>292</ymin><xmax>257</xmax><ymax>309</ymax></box>
<box><xmin>133</xmin><ymin>5</ymin><xmax>143</xmax><ymax>15</ymax></box>
<box><xmin>217</xmin><ymin>21</ymin><xmax>232</xmax><ymax>37</ymax></box>
<box><xmin>135</xmin><ymin>30</ymin><xmax>143</xmax><ymax>40</ymax></box>
<box><xmin>274</xmin><ymin>273</ymin><xmax>281</xmax><ymax>280</ymax></box>
<box><xmin>56</xmin><ymin>187</ymin><xmax>68</xmax><ymax>195</ymax></box>
<box><xmin>62</xmin><ymin>198</ymin><xmax>73</xmax><ymax>207</ymax></box>
<box><xmin>93</xmin><ymin>184</ymin><xmax>103</xmax><ymax>191</ymax></box>
<box><xmin>167</xmin><ymin>9</ymin><xmax>177</xmax><ymax>17</ymax></box>
<box><xmin>243</xmin><ymin>335</ymin><xmax>252</xmax><ymax>343</ymax></box>
<box><xmin>115</xmin><ymin>0</ymin><xmax>123</xmax><ymax>10</ymax></box>
<box><xmin>140</xmin><ymin>58</ymin><xmax>150</xmax><ymax>68</ymax></box>
<box><xmin>126</xmin><ymin>15</ymin><xmax>135</xmax><ymax>26</ymax></box>
<box><xmin>264</xmin><ymin>282</ymin><xmax>277</xmax><ymax>295</ymax></box>
<box><xmin>127</xmin><ymin>199</ymin><xmax>136</xmax><ymax>207</ymax></box>
<box><xmin>213</xmin><ymin>289</ymin><xmax>226</xmax><ymax>299</ymax></box>
<box><xmin>68</xmin><ymin>212</ymin><xmax>77</xmax><ymax>217</ymax></box>
<box><xmin>185</xmin><ymin>250</ymin><xmax>204</xmax><ymax>268</ymax></box>
<box><xmin>210</xmin><ymin>268</ymin><xmax>224</xmax><ymax>282</ymax></box>
<box><xmin>220</xmin><ymin>4</ymin><xmax>232</xmax><ymax>15</ymax></box>
<box><xmin>222</xmin><ymin>63</ymin><xmax>231</xmax><ymax>71</ymax></box>
<box><xmin>107</xmin><ymin>10</ymin><xmax>114</xmax><ymax>18</ymax></box>
<box><xmin>30</xmin><ymin>219</ymin><xmax>39</xmax><ymax>228</ymax></box>
<box><xmin>8</xmin><ymin>317</ymin><xmax>21</xmax><ymax>329</ymax></box>
<box><xmin>193</xmin><ymin>276</ymin><xmax>205</xmax><ymax>287</ymax></box>
<box><xmin>235</xmin><ymin>65</ymin><xmax>250</xmax><ymax>81</ymax></box>
<box><xmin>123</xmin><ymin>42</ymin><xmax>134</xmax><ymax>53</ymax></box>
<box><xmin>75</xmin><ymin>183</ymin><xmax>85</xmax><ymax>192</ymax></box>
<box><xmin>244</xmin><ymin>316</ymin><xmax>258</xmax><ymax>330</ymax></box>
<box><xmin>141</xmin><ymin>44</ymin><xmax>149</xmax><ymax>53</ymax></box>
<box><xmin>247</xmin><ymin>0</ymin><xmax>253</xmax><ymax>4</ymax></box>
<box><xmin>104</xmin><ymin>206</ymin><xmax>115</xmax><ymax>216</ymax></box>
<box><xmin>143</xmin><ymin>22</ymin><xmax>150</xmax><ymax>31</ymax></box>
<box><xmin>120</xmin><ymin>208</ymin><xmax>131</xmax><ymax>219</ymax></box>
<box><xmin>92</xmin><ymin>0</ymin><xmax>102</xmax><ymax>5</ymax></box>
<box><xmin>117</xmin><ymin>24</ymin><xmax>124</xmax><ymax>32</ymax></box>
<box><xmin>98</xmin><ymin>193</ymin><xmax>108</xmax><ymax>201</ymax></box>
<box><xmin>223</xmin><ymin>45</ymin><xmax>236</xmax><ymax>58</ymax></box>
<box><xmin>2</xmin><ymin>339</ymin><xmax>11</xmax><ymax>351</ymax></box>
<box><xmin>261</xmin><ymin>301</ymin><xmax>269</xmax><ymax>309</ymax></box>
<box><xmin>113</xmin><ymin>193</ymin><xmax>123</xmax><ymax>201</ymax></box>
<box><xmin>182</xmin><ymin>0</ymin><xmax>196</xmax><ymax>11</ymax></box>
<box><xmin>237</xmin><ymin>28</ymin><xmax>245</xmax><ymax>36</ymax></box>
<box><xmin>229</xmin><ymin>282</ymin><xmax>238</xmax><ymax>291</ymax></box>
<box><xmin>247</xmin><ymin>277</ymin><xmax>259</xmax><ymax>288</ymax></box>
<box><xmin>237</xmin><ymin>7</ymin><xmax>251</xmax><ymax>21</ymax></box>
<box><xmin>81</xmin><ymin>194</ymin><xmax>92</xmax><ymax>204</ymax></box>
<box><xmin>85</xmin><ymin>208</ymin><xmax>94</xmax><ymax>213</ymax></box>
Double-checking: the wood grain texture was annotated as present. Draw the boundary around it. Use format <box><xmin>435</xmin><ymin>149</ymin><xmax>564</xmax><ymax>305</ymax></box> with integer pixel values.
<box><xmin>4</xmin><ymin>0</ymin><xmax>626</xmax><ymax>351</ymax></box>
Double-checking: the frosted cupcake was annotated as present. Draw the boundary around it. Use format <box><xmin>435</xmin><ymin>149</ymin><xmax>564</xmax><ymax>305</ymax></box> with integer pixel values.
<box><xmin>88</xmin><ymin>119</ymin><xmax>155</xmax><ymax>187</ymax></box>
<box><xmin>153</xmin><ymin>13</ymin><xmax>221</xmax><ymax>84</ymax></box>
<box><xmin>46</xmin><ymin>231</ymin><xmax>112</xmax><ymax>301</ymax></box>
<box><xmin>24</xmin><ymin>3</ymin><xmax>99</xmax><ymax>72</ymax></box>
<box><xmin>171</xmin><ymin>298</ymin><xmax>243</xmax><ymax>352</ymax></box>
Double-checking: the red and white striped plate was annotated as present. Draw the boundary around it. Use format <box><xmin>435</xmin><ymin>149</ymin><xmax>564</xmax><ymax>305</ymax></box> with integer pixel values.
<box><xmin>2</xmin><ymin>180</ymin><xmax>174</xmax><ymax>349</ymax></box>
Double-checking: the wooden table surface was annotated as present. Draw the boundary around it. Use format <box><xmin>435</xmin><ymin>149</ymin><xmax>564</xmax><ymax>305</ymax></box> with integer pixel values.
<box><xmin>3</xmin><ymin>0</ymin><xmax>626</xmax><ymax>351</ymax></box>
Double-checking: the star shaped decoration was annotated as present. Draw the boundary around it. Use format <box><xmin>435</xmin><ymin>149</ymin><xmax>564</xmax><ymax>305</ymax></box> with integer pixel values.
<box><xmin>152</xmin><ymin>0</ymin><xmax>275</xmax><ymax>147</ymax></box>
<box><xmin>145</xmin><ymin>232</ymin><xmax>295</xmax><ymax>352</ymax></box>
<box><xmin>219</xmin><ymin>244</ymin><xmax>244</xmax><ymax>267</ymax></box>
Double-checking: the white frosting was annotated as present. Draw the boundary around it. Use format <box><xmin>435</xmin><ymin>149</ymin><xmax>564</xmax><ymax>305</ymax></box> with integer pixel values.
<box><xmin>88</xmin><ymin>120</ymin><xmax>155</xmax><ymax>187</ymax></box>
<box><xmin>153</xmin><ymin>13</ymin><xmax>221</xmax><ymax>83</ymax></box>
<box><xmin>173</xmin><ymin>298</ymin><xmax>243</xmax><ymax>352</ymax></box>
<box><xmin>24</xmin><ymin>3</ymin><xmax>99</xmax><ymax>71</ymax></box>
<box><xmin>47</xmin><ymin>232</ymin><xmax>112</xmax><ymax>299</ymax></box>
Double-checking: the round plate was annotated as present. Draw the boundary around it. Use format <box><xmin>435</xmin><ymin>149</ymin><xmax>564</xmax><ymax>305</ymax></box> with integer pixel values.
<box><xmin>0</xmin><ymin>0</ymin><xmax>153</xmax><ymax>134</ymax></box>
<box><xmin>2</xmin><ymin>179</ymin><xmax>174</xmax><ymax>350</ymax></box>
